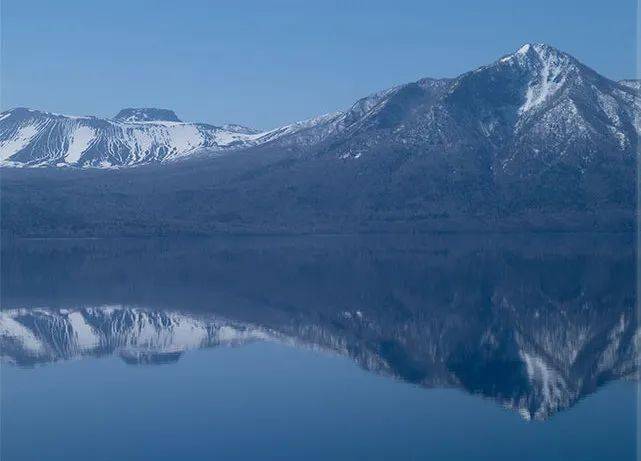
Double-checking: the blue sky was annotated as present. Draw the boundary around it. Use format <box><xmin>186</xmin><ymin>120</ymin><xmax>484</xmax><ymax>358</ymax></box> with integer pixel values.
<box><xmin>1</xmin><ymin>0</ymin><xmax>636</xmax><ymax>129</ymax></box>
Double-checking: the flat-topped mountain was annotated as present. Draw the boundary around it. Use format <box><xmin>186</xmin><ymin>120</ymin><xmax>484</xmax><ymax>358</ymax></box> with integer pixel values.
<box><xmin>113</xmin><ymin>108</ymin><xmax>183</xmax><ymax>123</ymax></box>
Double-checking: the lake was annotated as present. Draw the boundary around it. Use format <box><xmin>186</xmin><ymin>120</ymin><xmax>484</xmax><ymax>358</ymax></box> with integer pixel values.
<box><xmin>1</xmin><ymin>234</ymin><xmax>637</xmax><ymax>460</ymax></box>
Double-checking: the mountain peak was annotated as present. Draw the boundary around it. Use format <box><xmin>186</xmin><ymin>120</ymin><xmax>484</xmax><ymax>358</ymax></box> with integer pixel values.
<box><xmin>517</xmin><ymin>43</ymin><xmax>558</xmax><ymax>54</ymax></box>
<box><xmin>499</xmin><ymin>43</ymin><xmax>572</xmax><ymax>67</ymax></box>
<box><xmin>485</xmin><ymin>43</ymin><xmax>579</xmax><ymax>115</ymax></box>
<box><xmin>113</xmin><ymin>108</ymin><xmax>182</xmax><ymax>123</ymax></box>
<box><xmin>515</xmin><ymin>43</ymin><xmax>535</xmax><ymax>55</ymax></box>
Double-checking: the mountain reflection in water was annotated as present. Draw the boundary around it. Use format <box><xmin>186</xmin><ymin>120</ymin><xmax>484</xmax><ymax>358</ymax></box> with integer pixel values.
<box><xmin>1</xmin><ymin>234</ymin><xmax>636</xmax><ymax>421</ymax></box>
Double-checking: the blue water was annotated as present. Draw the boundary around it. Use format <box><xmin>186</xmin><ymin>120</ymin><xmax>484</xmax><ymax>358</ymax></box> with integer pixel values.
<box><xmin>0</xmin><ymin>235</ymin><xmax>637</xmax><ymax>460</ymax></box>
<box><xmin>2</xmin><ymin>342</ymin><xmax>636</xmax><ymax>461</ymax></box>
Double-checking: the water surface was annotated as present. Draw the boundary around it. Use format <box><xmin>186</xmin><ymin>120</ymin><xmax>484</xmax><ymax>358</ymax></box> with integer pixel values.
<box><xmin>1</xmin><ymin>234</ymin><xmax>637</xmax><ymax>460</ymax></box>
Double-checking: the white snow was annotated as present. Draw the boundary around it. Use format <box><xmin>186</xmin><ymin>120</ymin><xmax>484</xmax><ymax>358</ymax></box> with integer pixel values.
<box><xmin>216</xmin><ymin>325</ymin><xmax>269</xmax><ymax>343</ymax></box>
<box><xmin>0</xmin><ymin>306</ymin><xmax>276</xmax><ymax>365</ymax></box>
<box><xmin>213</xmin><ymin>129</ymin><xmax>262</xmax><ymax>147</ymax></box>
<box><xmin>0</xmin><ymin>312</ymin><xmax>44</xmax><ymax>354</ymax></box>
<box><xmin>500</xmin><ymin>44</ymin><xmax>531</xmax><ymax>63</ymax></box>
<box><xmin>0</xmin><ymin>124</ymin><xmax>39</xmax><ymax>160</ymax></box>
<box><xmin>65</xmin><ymin>126</ymin><xmax>96</xmax><ymax>163</ymax></box>
<box><xmin>258</xmin><ymin>111</ymin><xmax>343</xmax><ymax>143</ymax></box>
<box><xmin>520</xmin><ymin>350</ymin><xmax>567</xmax><ymax>418</ymax></box>
<box><xmin>519</xmin><ymin>50</ymin><xmax>568</xmax><ymax>114</ymax></box>
<box><xmin>166</xmin><ymin>318</ymin><xmax>209</xmax><ymax>349</ymax></box>
<box><xmin>164</xmin><ymin>125</ymin><xmax>204</xmax><ymax>153</ymax></box>
<box><xmin>66</xmin><ymin>311</ymin><xmax>100</xmax><ymax>348</ymax></box>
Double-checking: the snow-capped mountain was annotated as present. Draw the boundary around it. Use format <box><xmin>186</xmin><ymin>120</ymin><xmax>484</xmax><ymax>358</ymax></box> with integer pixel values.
<box><xmin>269</xmin><ymin>43</ymin><xmax>640</xmax><ymax>170</ymax></box>
<box><xmin>0</xmin><ymin>108</ymin><xmax>270</xmax><ymax>167</ymax></box>
<box><xmin>4</xmin><ymin>43</ymin><xmax>638</xmax><ymax>169</ymax></box>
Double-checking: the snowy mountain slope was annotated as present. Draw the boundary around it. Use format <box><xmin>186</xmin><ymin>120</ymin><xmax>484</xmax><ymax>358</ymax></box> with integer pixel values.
<box><xmin>618</xmin><ymin>79</ymin><xmax>640</xmax><ymax>91</ymax></box>
<box><xmin>287</xmin><ymin>44</ymin><xmax>640</xmax><ymax>170</ymax></box>
<box><xmin>236</xmin><ymin>44</ymin><xmax>640</xmax><ymax>169</ymax></box>
<box><xmin>0</xmin><ymin>108</ymin><xmax>269</xmax><ymax>167</ymax></box>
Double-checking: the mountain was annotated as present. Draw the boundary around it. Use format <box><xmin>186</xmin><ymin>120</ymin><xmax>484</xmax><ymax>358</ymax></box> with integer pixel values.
<box><xmin>5</xmin><ymin>44</ymin><xmax>637</xmax><ymax>169</ymax></box>
<box><xmin>289</xmin><ymin>43</ymin><xmax>639</xmax><ymax>163</ymax></box>
<box><xmin>1</xmin><ymin>43</ymin><xmax>637</xmax><ymax>235</ymax></box>
<box><xmin>256</xmin><ymin>43</ymin><xmax>638</xmax><ymax>202</ymax></box>
<box><xmin>0</xmin><ymin>107</ymin><xmax>271</xmax><ymax>166</ymax></box>
<box><xmin>113</xmin><ymin>108</ymin><xmax>182</xmax><ymax>123</ymax></box>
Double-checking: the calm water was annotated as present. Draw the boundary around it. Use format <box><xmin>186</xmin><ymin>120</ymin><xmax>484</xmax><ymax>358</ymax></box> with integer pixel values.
<box><xmin>1</xmin><ymin>235</ymin><xmax>637</xmax><ymax>460</ymax></box>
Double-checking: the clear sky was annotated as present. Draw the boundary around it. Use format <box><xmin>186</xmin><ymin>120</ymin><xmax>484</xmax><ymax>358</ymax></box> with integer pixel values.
<box><xmin>1</xmin><ymin>0</ymin><xmax>637</xmax><ymax>130</ymax></box>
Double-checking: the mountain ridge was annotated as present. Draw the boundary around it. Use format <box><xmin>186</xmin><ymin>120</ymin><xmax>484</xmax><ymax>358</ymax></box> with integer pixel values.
<box><xmin>4</xmin><ymin>43</ymin><xmax>636</xmax><ymax>168</ymax></box>
<box><xmin>0</xmin><ymin>107</ymin><xmax>269</xmax><ymax>167</ymax></box>
<box><xmin>1</xmin><ymin>43</ymin><xmax>637</xmax><ymax>235</ymax></box>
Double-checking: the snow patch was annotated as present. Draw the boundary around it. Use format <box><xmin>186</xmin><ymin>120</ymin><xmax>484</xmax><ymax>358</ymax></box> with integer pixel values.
<box><xmin>0</xmin><ymin>124</ymin><xmax>39</xmax><ymax>160</ymax></box>
<box><xmin>520</xmin><ymin>350</ymin><xmax>567</xmax><ymax>419</ymax></box>
<box><xmin>67</xmin><ymin>311</ymin><xmax>100</xmax><ymax>349</ymax></box>
<box><xmin>0</xmin><ymin>312</ymin><xmax>44</xmax><ymax>354</ymax></box>
<box><xmin>520</xmin><ymin>52</ymin><xmax>568</xmax><ymax>114</ymax></box>
<box><xmin>65</xmin><ymin>126</ymin><xmax>96</xmax><ymax>164</ymax></box>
